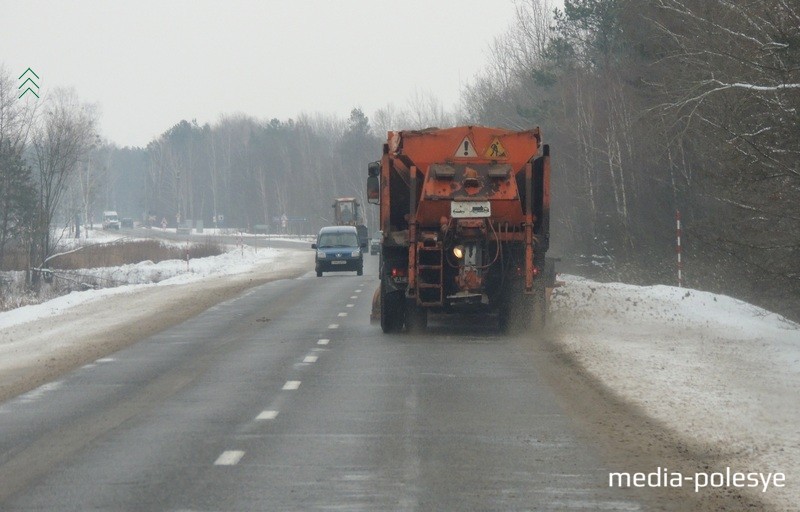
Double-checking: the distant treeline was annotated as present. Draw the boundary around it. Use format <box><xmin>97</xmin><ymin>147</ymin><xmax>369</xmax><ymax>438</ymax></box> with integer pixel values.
<box><xmin>104</xmin><ymin>112</ymin><xmax>380</xmax><ymax>235</ymax></box>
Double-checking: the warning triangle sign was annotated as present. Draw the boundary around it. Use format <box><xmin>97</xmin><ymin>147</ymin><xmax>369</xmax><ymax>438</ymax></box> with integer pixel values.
<box><xmin>484</xmin><ymin>137</ymin><xmax>508</xmax><ymax>158</ymax></box>
<box><xmin>454</xmin><ymin>136</ymin><xmax>478</xmax><ymax>158</ymax></box>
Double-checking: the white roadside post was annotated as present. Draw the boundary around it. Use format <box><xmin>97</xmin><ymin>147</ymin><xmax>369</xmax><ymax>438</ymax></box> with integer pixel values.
<box><xmin>676</xmin><ymin>210</ymin><xmax>683</xmax><ymax>288</ymax></box>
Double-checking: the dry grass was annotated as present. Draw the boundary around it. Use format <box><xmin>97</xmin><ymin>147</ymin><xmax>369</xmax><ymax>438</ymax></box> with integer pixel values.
<box><xmin>0</xmin><ymin>248</ymin><xmax>28</xmax><ymax>271</ymax></box>
<box><xmin>0</xmin><ymin>238</ymin><xmax>226</xmax><ymax>312</ymax></box>
<box><xmin>0</xmin><ymin>238</ymin><xmax>225</xmax><ymax>271</ymax></box>
<box><xmin>49</xmin><ymin>239</ymin><xmax>224</xmax><ymax>269</ymax></box>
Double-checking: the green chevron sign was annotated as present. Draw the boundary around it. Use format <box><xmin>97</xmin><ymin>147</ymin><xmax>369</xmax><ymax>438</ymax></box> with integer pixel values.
<box><xmin>18</xmin><ymin>68</ymin><xmax>40</xmax><ymax>99</ymax></box>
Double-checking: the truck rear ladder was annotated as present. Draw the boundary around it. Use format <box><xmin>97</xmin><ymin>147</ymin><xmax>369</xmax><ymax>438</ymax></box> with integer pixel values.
<box><xmin>416</xmin><ymin>242</ymin><xmax>443</xmax><ymax>306</ymax></box>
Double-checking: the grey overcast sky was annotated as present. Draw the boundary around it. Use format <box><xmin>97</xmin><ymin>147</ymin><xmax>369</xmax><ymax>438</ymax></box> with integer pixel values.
<box><xmin>1</xmin><ymin>0</ymin><xmax>520</xmax><ymax>148</ymax></box>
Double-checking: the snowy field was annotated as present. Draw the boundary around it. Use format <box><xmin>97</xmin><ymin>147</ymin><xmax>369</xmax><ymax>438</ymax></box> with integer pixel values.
<box><xmin>0</xmin><ymin>228</ymin><xmax>315</xmax><ymax>310</ymax></box>
<box><xmin>552</xmin><ymin>275</ymin><xmax>799</xmax><ymax>510</ymax></box>
<box><xmin>0</xmin><ymin>242</ymin><xmax>292</xmax><ymax>330</ymax></box>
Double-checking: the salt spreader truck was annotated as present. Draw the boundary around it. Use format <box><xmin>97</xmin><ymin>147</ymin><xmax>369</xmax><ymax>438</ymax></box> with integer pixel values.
<box><xmin>367</xmin><ymin>126</ymin><xmax>555</xmax><ymax>333</ymax></box>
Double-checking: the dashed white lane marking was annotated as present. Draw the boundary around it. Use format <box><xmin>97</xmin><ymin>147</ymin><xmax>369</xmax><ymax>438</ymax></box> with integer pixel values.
<box><xmin>214</xmin><ymin>450</ymin><xmax>245</xmax><ymax>466</ymax></box>
<box><xmin>328</xmin><ymin>324</ymin><xmax>339</xmax><ymax>329</ymax></box>
<box><xmin>256</xmin><ymin>410</ymin><xmax>278</xmax><ymax>420</ymax></box>
<box><xmin>318</xmin><ymin>338</ymin><xmax>330</xmax><ymax>345</ymax></box>
<box><xmin>355</xmin><ymin>289</ymin><xmax>362</xmax><ymax>293</ymax></box>
<box><xmin>338</xmin><ymin>312</ymin><xmax>348</xmax><ymax>317</ymax></box>
<box><xmin>350</xmin><ymin>296</ymin><xmax>358</xmax><ymax>299</ymax></box>
<box><xmin>346</xmin><ymin>304</ymin><xmax>354</xmax><ymax>308</ymax></box>
<box><xmin>19</xmin><ymin>381</ymin><xmax>63</xmax><ymax>404</ymax></box>
<box><xmin>282</xmin><ymin>380</ymin><xmax>301</xmax><ymax>390</ymax></box>
<box><xmin>304</xmin><ymin>355</ymin><xmax>318</xmax><ymax>363</ymax></box>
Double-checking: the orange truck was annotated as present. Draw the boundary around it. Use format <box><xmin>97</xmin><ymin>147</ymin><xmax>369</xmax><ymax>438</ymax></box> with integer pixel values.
<box><xmin>332</xmin><ymin>197</ymin><xmax>368</xmax><ymax>247</ymax></box>
<box><xmin>367</xmin><ymin>125</ymin><xmax>554</xmax><ymax>333</ymax></box>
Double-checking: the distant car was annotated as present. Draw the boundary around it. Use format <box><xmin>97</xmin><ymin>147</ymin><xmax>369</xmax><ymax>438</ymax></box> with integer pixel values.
<box><xmin>369</xmin><ymin>233</ymin><xmax>381</xmax><ymax>255</ymax></box>
<box><xmin>312</xmin><ymin>226</ymin><xmax>364</xmax><ymax>277</ymax></box>
<box><xmin>102</xmin><ymin>211</ymin><xmax>121</xmax><ymax>230</ymax></box>
<box><xmin>121</xmin><ymin>217</ymin><xmax>134</xmax><ymax>228</ymax></box>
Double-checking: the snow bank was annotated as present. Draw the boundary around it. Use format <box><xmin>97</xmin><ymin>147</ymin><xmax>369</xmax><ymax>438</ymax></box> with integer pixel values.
<box><xmin>551</xmin><ymin>275</ymin><xmax>800</xmax><ymax>510</ymax></box>
<box><xmin>0</xmin><ymin>245</ymin><xmax>291</xmax><ymax>331</ymax></box>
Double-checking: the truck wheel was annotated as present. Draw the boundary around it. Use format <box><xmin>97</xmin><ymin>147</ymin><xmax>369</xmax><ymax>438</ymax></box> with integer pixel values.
<box><xmin>497</xmin><ymin>305</ymin><xmax>511</xmax><ymax>333</ymax></box>
<box><xmin>530</xmin><ymin>276</ymin><xmax>548</xmax><ymax>329</ymax></box>
<box><xmin>497</xmin><ymin>289</ymin><xmax>519</xmax><ymax>333</ymax></box>
<box><xmin>405</xmin><ymin>302</ymin><xmax>427</xmax><ymax>333</ymax></box>
<box><xmin>499</xmin><ymin>292</ymin><xmax>537</xmax><ymax>334</ymax></box>
<box><xmin>381</xmin><ymin>288</ymin><xmax>404</xmax><ymax>333</ymax></box>
<box><xmin>500</xmin><ymin>300</ymin><xmax>528</xmax><ymax>334</ymax></box>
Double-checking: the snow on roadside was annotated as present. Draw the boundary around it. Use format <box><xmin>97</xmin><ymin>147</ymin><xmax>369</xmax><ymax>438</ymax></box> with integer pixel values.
<box><xmin>551</xmin><ymin>275</ymin><xmax>800</xmax><ymax>510</ymax></box>
<box><xmin>0</xmin><ymin>244</ymin><xmax>299</xmax><ymax>331</ymax></box>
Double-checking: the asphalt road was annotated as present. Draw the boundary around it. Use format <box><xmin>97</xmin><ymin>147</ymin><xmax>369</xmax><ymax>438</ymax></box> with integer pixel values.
<box><xmin>0</xmin><ymin>254</ymin><xmax>649</xmax><ymax>511</ymax></box>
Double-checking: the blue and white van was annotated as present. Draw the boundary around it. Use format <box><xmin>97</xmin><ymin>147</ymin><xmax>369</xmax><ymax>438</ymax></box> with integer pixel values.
<box><xmin>311</xmin><ymin>226</ymin><xmax>365</xmax><ymax>277</ymax></box>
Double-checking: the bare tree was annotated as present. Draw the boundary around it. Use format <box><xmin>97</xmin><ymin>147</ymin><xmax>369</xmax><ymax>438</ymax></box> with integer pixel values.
<box><xmin>30</xmin><ymin>88</ymin><xmax>97</xmax><ymax>272</ymax></box>
<box><xmin>0</xmin><ymin>65</ymin><xmax>37</xmax><ymax>153</ymax></box>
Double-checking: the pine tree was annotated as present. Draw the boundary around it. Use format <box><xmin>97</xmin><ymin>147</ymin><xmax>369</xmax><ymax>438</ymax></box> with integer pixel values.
<box><xmin>0</xmin><ymin>140</ymin><xmax>35</xmax><ymax>269</ymax></box>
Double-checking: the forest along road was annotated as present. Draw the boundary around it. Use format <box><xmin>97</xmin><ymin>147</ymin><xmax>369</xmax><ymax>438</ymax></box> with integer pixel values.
<box><xmin>0</xmin><ymin>255</ymin><xmax>748</xmax><ymax>511</ymax></box>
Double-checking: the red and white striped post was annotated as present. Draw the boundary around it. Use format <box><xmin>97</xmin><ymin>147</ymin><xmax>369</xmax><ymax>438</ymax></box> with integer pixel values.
<box><xmin>676</xmin><ymin>210</ymin><xmax>683</xmax><ymax>288</ymax></box>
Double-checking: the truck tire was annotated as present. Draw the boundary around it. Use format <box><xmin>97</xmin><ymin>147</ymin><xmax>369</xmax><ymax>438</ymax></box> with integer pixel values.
<box><xmin>497</xmin><ymin>305</ymin><xmax>511</xmax><ymax>333</ymax></box>
<box><xmin>530</xmin><ymin>285</ymin><xmax>547</xmax><ymax>330</ymax></box>
<box><xmin>500</xmin><ymin>297</ymin><xmax>531</xmax><ymax>334</ymax></box>
<box><xmin>381</xmin><ymin>288</ymin><xmax>404</xmax><ymax>333</ymax></box>
<box><xmin>499</xmin><ymin>287</ymin><xmax>545</xmax><ymax>334</ymax></box>
<box><xmin>405</xmin><ymin>301</ymin><xmax>427</xmax><ymax>333</ymax></box>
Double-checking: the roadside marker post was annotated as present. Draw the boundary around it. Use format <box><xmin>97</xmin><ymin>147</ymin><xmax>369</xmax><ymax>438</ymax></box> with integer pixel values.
<box><xmin>676</xmin><ymin>210</ymin><xmax>683</xmax><ymax>288</ymax></box>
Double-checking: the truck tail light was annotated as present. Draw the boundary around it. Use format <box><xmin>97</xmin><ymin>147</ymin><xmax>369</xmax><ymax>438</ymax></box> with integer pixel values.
<box><xmin>391</xmin><ymin>267</ymin><xmax>408</xmax><ymax>283</ymax></box>
<box><xmin>515</xmin><ymin>265</ymin><xmax>540</xmax><ymax>277</ymax></box>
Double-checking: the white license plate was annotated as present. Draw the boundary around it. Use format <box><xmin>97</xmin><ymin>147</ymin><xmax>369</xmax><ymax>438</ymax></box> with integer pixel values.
<box><xmin>331</xmin><ymin>260</ymin><xmax>347</xmax><ymax>265</ymax></box>
<box><xmin>451</xmin><ymin>201</ymin><xmax>491</xmax><ymax>218</ymax></box>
